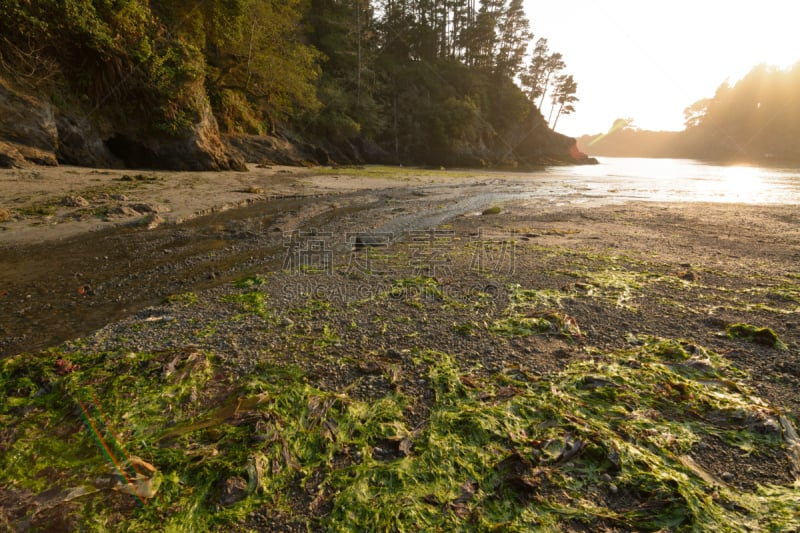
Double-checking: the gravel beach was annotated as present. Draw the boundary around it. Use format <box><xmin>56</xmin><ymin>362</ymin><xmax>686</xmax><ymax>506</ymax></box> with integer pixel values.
<box><xmin>1</xmin><ymin>165</ymin><xmax>799</xmax><ymax>531</ymax></box>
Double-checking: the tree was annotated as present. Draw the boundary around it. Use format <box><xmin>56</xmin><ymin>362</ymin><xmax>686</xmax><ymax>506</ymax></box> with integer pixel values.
<box><xmin>683</xmin><ymin>97</ymin><xmax>711</xmax><ymax>129</ymax></box>
<box><xmin>549</xmin><ymin>73</ymin><xmax>578</xmax><ymax>130</ymax></box>
<box><xmin>494</xmin><ymin>0</ymin><xmax>531</xmax><ymax>77</ymax></box>
<box><xmin>519</xmin><ymin>38</ymin><xmax>564</xmax><ymax>111</ymax></box>
<box><xmin>678</xmin><ymin>62</ymin><xmax>800</xmax><ymax>160</ymax></box>
<box><xmin>204</xmin><ymin>0</ymin><xmax>323</xmax><ymax>133</ymax></box>
<box><xmin>537</xmin><ymin>51</ymin><xmax>565</xmax><ymax>110</ymax></box>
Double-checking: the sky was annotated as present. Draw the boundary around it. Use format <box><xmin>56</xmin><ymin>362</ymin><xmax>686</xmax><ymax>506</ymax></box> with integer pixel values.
<box><xmin>523</xmin><ymin>1</ymin><xmax>799</xmax><ymax>137</ymax></box>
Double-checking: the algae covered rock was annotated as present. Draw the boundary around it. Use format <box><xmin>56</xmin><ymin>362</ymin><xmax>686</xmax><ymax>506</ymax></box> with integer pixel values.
<box><xmin>726</xmin><ymin>323</ymin><xmax>787</xmax><ymax>350</ymax></box>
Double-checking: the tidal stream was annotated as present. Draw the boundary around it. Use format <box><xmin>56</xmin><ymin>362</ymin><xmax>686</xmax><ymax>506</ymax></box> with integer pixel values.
<box><xmin>2</xmin><ymin>157</ymin><xmax>798</xmax><ymax>357</ymax></box>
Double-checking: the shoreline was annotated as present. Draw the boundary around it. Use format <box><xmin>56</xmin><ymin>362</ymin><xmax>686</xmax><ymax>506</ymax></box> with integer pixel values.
<box><xmin>0</xmin><ymin>164</ymin><xmax>511</xmax><ymax>246</ymax></box>
<box><xmin>2</xmin><ymin>162</ymin><xmax>798</xmax><ymax>247</ymax></box>
<box><xmin>1</xmin><ymin>165</ymin><xmax>799</xmax><ymax>530</ymax></box>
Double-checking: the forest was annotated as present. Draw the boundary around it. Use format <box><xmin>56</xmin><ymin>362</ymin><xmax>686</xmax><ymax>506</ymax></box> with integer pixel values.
<box><xmin>0</xmin><ymin>0</ymin><xmax>589</xmax><ymax>169</ymax></box>
<box><xmin>579</xmin><ymin>62</ymin><xmax>800</xmax><ymax>162</ymax></box>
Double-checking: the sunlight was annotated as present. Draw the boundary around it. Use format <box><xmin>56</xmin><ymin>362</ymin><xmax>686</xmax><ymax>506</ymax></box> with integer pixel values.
<box><xmin>719</xmin><ymin>165</ymin><xmax>765</xmax><ymax>201</ymax></box>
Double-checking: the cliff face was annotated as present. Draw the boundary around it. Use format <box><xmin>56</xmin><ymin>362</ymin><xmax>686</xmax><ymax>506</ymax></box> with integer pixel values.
<box><xmin>0</xmin><ymin>3</ymin><xmax>590</xmax><ymax>172</ymax></box>
<box><xmin>0</xmin><ymin>74</ymin><xmax>246</xmax><ymax>171</ymax></box>
<box><xmin>101</xmin><ymin>88</ymin><xmax>246</xmax><ymax>171</ymax></box>
<box><xmin>0</xmin><ymin>78</ymin><xmax>59</xmax><ymax>167</ymax></box>
<box><xmin>0</xmin><ymin>72</ymin><xmax>590</xmax><ymax>171</ymax></box>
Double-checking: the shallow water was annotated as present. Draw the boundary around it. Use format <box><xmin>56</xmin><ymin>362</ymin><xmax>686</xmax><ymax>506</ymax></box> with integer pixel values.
<box><xmin>532</xmin><ymin>157</ymin><xmax>800</xmax><ymax>205</ymax></box>
<box><xmin>2</xmin><ymin>157</ymin><xmax>798</xmax><ymax>356</ymax></box>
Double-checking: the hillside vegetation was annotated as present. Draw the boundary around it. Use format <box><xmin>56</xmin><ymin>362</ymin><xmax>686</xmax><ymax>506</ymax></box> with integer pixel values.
<box><xmin>0</xmin><ymin>0</ymin><xmax>592</xmax><ymax>170</ymax></box>
<box><xmin>579</xmin><ymin>62</ymin><xmax>800</xmax><ymax>163</ymax></box>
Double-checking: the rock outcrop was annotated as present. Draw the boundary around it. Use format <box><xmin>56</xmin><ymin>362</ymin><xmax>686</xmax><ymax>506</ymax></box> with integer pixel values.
<box><xmin>104</xmin><ymin>91</ymin><xmax>246</xmax><ymax>171</ymax></box>
<box><xmin>0</xmin><ymin>77</ymin><xmax>58</xmax><ymax>167</ymax></box>
<box><xmin>225</xmin><ymin>133</ymin><xmax>320</xmax><ymax>166</ymax></box>
<box><xmin>0</xmin><ymin>71</ymin><xmax>588</xmax><ymax>171</ymax></box>
<box><xmin>55</xmin><ymin>112</ymin><xmax>121</xmax><ymax>168</ymax></box>
<box><xmin>0</xmin><ymin>75</ymin><xmax>246</xmax><ymax>171</ymax></box>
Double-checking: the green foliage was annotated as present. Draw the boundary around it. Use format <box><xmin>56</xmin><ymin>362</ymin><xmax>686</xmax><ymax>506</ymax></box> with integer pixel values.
<box><xmin>204</xmin><ymin>0</ymin><xmax>323</xmax><ymax>131</ymax></box>
<box><xmin>681</xmin><ymin>62</ymin><xmax>800</xmax><ymax>161</ymax></box>
<box><xmin>0</xmin><ymin>0</ymin><xmax>579</xmax><ymax>166</ymax></box>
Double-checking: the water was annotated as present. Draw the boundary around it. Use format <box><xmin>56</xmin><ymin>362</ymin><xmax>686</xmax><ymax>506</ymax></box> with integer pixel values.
<box><xmin>2</xmin><ymin>157</ymin><xmax>798</xmax><ymax>356</ymax></box>
<box><xmin>532</xmin><ymin>157</ymin><xmax>800</xmax><ymax>205</ymax></box>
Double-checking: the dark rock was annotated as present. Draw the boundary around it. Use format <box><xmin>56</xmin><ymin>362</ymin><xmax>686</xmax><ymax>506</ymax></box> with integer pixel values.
<box><xmin>1</xmin><ymin>74</ymin><xmax>244</xmax><ymax>171</ymax></box>
<box><xmin>385</xmin><ymin>348</ymin><xmax>404</xmax><ymax>360</ymax></box>
<box><xmin>218</xmin><ymin>476</ymin><xmax>248</xmax><ymax>507</ymax></box>
<box><xmin>107</xmin><ymin>206</ymin><xmax>142</xmax><ymax>217</ymax></box>
<box><xmin>224</xmin><ymin>133</ymin><xmax>311</xmax><ymax>166</ymax></box>
<box><xmin>357</xmin><ymin>361</ymin><xmax>383</xmax><ymax>375</ymax></box>
<box><xmin>55</xmin><ymin>112</ymin><xmax>120</xmax><ymax>167</ymax></box>
<box><xmin>354</xmin><ymin>234</ymin><xmax>391</xmax><ymax>249</ymax></box>
<box><xmin>105</xmin><ymin>98</ymin><xmax>247</xmax><ymax>171</ymax></box>
<box><xmin>127</xmin><ymin>203</ymin><xmax>155</xmax><ymax>213</ymax></box>
<box><xmin>0</xmin><ymin>76</ymin><xmax>59</xmax><ymax>167</ymax></box>
<box><xmin>0</xmin><ymin>140</ymin><xmax>24</xmax><ymax>168</ymax></box>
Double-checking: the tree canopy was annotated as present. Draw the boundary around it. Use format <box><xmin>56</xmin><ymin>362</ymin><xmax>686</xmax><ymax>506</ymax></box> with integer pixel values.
<box><xmin>0</xmin><ymin>0</ymin><xmax>583</xmax><ymax>167</ymax></box>
<box><xmin>578</xmin><ymin>62</ymin><xmax>800</xmax><ymax>163</ymax></box>
<box><xmin>681</xmin><ymin>62</ymin><xmax>800</xmax><ymax>161</ymax></box>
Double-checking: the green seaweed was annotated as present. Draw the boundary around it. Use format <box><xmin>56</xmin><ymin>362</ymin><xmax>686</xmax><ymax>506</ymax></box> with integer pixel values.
<box><xmin>491</xmin><ymin>284</ymin><xmax>581</xmax><ymax>339</ymax></box>
<box><xmin>4</xmin><ymin>337</ymin><xmax>798</xmax><ymax>531</ymax></box>
<box><xmin>165</xmin><ymin>292</ymin><xmax>199</xmax><ymax>306</ymax></box>
<box><xmin>490</xmin><ymin>313</ymin><xmax>581</xmax><ymax>339</ymax></box>
<box><xmin>233</xmin><ymin>274</ymin><xmax>268</xmax><ymax>288</ymax></box>
<box><xmin>726</xmin><ymin>323</ymin><xmax>787</xmax><ymax>350</ymax></box>
<box><xmin>222</xmin><ymin>291</ymin><xmax>272</xmax><ymax>320</ymax></box>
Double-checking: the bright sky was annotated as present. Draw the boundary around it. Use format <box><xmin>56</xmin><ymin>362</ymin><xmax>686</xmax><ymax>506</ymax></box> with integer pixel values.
<box><xmin>524</xmin><ymin>1</ymin><xmax>799</xmax><ymax>137</ymax></box>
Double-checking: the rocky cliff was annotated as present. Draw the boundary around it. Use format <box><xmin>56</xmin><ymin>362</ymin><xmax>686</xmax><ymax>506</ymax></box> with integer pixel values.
<box><xmin>0</xmin><ymin>75</ymin><xmax>246</xmax><ymax>171</ymax></box>
<box><xmin>0</xmin><ymin>73</ymin><xmax>592</xmax><ymax>171</ymax></box>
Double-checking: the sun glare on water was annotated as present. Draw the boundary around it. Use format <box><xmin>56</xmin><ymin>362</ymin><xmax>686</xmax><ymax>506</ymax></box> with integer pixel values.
<box><xmin>718</xmin><ymin>165</ymin><xmax>765</xmax><ymax>201</ymax></box>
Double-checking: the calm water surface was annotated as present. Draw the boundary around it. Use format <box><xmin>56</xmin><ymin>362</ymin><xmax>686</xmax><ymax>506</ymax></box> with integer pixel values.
<box><xmin>531</xmin><ymin>157</ymin><xmax>800</xmax><ymax>205</ymax></box>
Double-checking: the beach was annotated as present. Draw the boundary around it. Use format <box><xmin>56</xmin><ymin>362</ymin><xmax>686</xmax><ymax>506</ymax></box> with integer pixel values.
<box><xmin>1</xmin><ymin>164</ymin><xmax>799</xmax><ymax>530</ymax></box>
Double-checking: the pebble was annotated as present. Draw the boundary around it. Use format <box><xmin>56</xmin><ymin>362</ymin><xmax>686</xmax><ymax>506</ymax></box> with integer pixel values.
<box><xmin>385</xmin><ymin>348</ymin><xmax>404</xmax><ymax>360</ymax></box>
<box><xmin>63</xmin><ymin>195</ymin><xmax>90</xmax><ymax>207</ymax></box>
<box><xmin>218</xmin><ymin>476</ymin><xmax>248</xmax><ymax>507</ymax></box>
<box><xmin>146</xmin><ymin>214</ymin><xmax>164</xmax><ymax>229</ymax></box>
<box><xmin>128</xmin><ymin>203</ymin><xmax>155</xmax><ymax>213</ymax></box>
<box><xmin>759</xmin><ymin>418</ymin><xmax>782</xmax><ymax>435</ymax></box>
